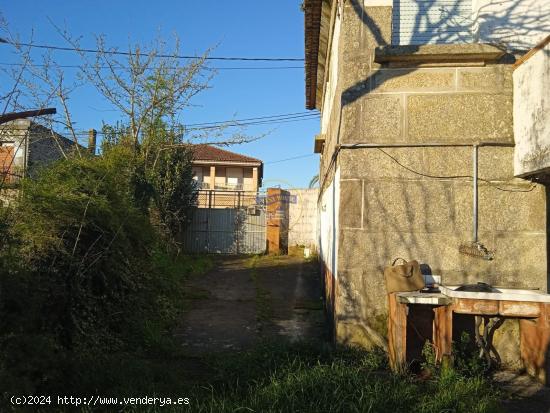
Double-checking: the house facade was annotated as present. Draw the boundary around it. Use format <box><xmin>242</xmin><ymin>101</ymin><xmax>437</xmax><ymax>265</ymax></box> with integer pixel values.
<box><xmin>191</xmin><ymin>145</ymin><xmax>263</xmax><ymax>208</ymax></box>
<box><xmin>0</xmin><ymin>119</ymin><xmax>79</xmax><ymax>183</ymax></box>
<box><xmin>305</xmin><ymin>0</ymin><xmax>549</xmax><ymax>364</ymax></box>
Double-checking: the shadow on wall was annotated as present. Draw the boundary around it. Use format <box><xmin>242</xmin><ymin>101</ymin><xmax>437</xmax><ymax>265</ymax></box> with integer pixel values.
<box><xmin>392</xmin><ymin>0</ymin><xmax>474</xmax><ymax>45</ymax></box>
<box><xmin>326</xmin><ymin>0</ymin><xmax>548</xmax><ymax>351</ymax></box>
<box><xmin>389</xmin><ymin>0</ymin><xmax>549</xmax><ymax>50</ymax></box>
<box><xmin>343</xmin><ymin>0</ymin><xmax>549</xmax><ymax>105</ymax></box>
<box><xmin>472</xmin><ymin>0</ymin><xmax>550</xmax><ymax>51</ymax></box>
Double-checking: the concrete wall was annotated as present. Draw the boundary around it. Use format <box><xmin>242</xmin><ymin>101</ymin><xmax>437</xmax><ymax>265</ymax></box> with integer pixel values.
<box><xmin>513</xmin><ymin>40</ymin><xmax>550</xmax><ymax>177</ymax></box>
<box><xmin>317</xmin><ymin>1</ymin><xmax>548</xmax><ymax>356</ymax></box>
<box><xmin>288</xmin><ymin>188</ymin><xmax>319</xmax><ymax>248</ymax></box>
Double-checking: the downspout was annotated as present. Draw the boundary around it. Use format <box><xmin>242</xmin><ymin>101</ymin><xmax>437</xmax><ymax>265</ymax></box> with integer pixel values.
<box><xmin>473</xmin><ymin>144</ymin><xmax>478</xmax><ymax>244</ymax></box>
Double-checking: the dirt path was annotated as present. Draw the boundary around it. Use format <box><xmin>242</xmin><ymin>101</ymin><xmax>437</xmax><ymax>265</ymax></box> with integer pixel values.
<box><xmin>174</xmin><ymin>254</ymin><xmax>326</xmax><ymax>353</ymax></box>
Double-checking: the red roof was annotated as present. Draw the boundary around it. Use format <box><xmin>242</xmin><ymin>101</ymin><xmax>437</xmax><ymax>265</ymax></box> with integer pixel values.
<box><xmin>192</xmin><ymin>145</ymin><xmax>262</xmax><ymax>164</ymax></box>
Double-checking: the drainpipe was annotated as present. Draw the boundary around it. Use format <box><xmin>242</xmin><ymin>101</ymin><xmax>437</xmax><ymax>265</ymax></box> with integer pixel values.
<box><xmin>473</xmin><ymin>144</ymin><xmax>478</xmax><ymax>244</ymax></box>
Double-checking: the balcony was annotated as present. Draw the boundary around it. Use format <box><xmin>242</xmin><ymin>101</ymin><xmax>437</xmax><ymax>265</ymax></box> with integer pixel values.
<box><xmin>197</xmin><ymin>181</ymin><xmax>251</xmax><ymax>191</ymax></box>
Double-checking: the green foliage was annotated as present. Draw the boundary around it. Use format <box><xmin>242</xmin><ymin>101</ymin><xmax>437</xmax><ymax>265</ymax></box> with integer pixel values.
<box><xmin>0</xmin><ymin>137</ymin><xmax>204</xmax><ymax>400</ymax></box>
<box><xmin>192</xmin><ymin>342</ymin><xmax>499</xmax><ymax>413</ymax></box>
<box><xmin>421</xmin><ymin>340</ymin><xmax>438</xmax><ymax>372</ymax></box>
<box><xmin>142</xmin><ymin>133</ymin><xmax>197</xmax><ymax>250</ymax></box>
<box><xmin>116</xmin><ymin>342</ymin><xmax>497</xmax><ymax>413</ymax></box>
<box><xmin>101</xmin><ymin>119</ymin><xmax>198</xmax><ymax>251</ymax></box>
<box><xmin>453</xmin><ymin>331</ymin><xmax>491</xmax><ymax>377</ymax></box>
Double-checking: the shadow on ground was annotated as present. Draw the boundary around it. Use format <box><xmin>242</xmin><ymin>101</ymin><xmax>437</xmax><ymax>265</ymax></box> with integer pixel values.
<box><xmin>173</xmin><ymin>254</ymin><xmax>326</xmax><ymax>354</ymax></box>
<box><xmin>495</xmin><ymin>370</ymin><xmax>550</xmax><ymax>413</ymax></box>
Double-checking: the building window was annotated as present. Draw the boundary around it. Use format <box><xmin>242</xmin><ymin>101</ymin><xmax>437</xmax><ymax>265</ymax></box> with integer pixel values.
<box><xmin>392</xmin><ymin>0</ymin><xmax>472</xmax><ymax>45</ymax></box>
<box><xmin>226</xmin><ymin>167</ymin><xmax>243</xmax><ymax>190</ymax></box>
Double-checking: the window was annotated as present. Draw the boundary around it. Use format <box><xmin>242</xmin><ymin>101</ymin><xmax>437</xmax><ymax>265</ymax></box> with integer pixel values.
<box><xmin>392</xmin><ymin>0</ymin><xmax>472</xmax><ymax>45</ymax></box>
<box><xmin>226</xmin><ymin>167</ymin><xmax>243</xmax><ymax>190</ymax></box>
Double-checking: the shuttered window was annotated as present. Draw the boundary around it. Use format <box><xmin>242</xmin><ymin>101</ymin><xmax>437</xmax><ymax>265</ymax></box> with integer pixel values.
<box><xmin>392</xmin><ymin>0</ymin><xmax>473</xmax><ymax>45</ymax></box>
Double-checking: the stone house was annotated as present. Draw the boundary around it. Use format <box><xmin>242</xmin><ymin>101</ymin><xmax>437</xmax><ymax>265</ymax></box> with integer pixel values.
<box><xmin>304</xmin><ymin>0</ymin><xmax>549</xmax><ymax>364</ymax></box>
<box><xmin>0</xmin><ymin>119</ymin><xmax>80</xmax><ymax>183</ymax></box>
<box><xmin>191</xmin><ymin>144</ymin><xmax>263</xmax><ymax>208</ymax></box>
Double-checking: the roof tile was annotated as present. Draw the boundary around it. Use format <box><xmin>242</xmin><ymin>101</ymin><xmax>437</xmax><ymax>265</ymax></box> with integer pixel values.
<box><xmin>192</xmin><ymin>144</ymin><xmax>262</xmax><ymax>164</ymax></box>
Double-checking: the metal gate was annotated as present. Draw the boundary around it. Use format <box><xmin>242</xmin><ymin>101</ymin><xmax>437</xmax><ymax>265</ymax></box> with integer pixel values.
<box><xmin>181</xmin><ymin>190</ymin><xmax>266</xmax><ymax>254</ymax></box>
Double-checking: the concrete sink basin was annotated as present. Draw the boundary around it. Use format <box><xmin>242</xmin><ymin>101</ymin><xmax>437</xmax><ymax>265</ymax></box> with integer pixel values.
<box><xmin>439</xmin><ymin>285</ymin><xmax>550</xmax><ymax>303</ymax></box>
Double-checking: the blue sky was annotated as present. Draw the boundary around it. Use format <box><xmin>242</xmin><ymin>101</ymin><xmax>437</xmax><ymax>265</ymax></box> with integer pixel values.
<box><xmin>0</xmin><ymin>0</ymin><xmax>320</xmax><ymax>188</ymax></box>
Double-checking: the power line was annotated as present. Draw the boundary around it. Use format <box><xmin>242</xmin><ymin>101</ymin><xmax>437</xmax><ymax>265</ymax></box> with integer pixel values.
<box><xmin>0</xmin><ymin>61</ymin><xmax>304</xmax><ymax>71</ymax></box>
<box><xmin>69</xmin><ymin>112</ymin><xmax>320</xmax><ymax>135</ymax></box>
<box><xmin>186</xmin><ymin>115</ymin><xmax>319</xmax><ymax>130</ymax></box>
<box><xmin>75</xmin><ymin>115</ymin><xmax>320</xmax><ymax>135</ymax></box>
<box><xmin>0</xmin><ymin>39</ymin><xmax>305</xmax><ymax>62</ymax></box>
<box><xmin>185</xmin><ymin>112</ymin><xmax>318</xmax><ymax>127</ymax></box>
<box><xmin>265</xmin><ymin>154</ymin><xmax>316</xmax><ymax>164</ymax></box>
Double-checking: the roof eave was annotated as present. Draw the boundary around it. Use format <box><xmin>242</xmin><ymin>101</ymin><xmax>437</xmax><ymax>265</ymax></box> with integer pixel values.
<box><xmin>304</xmin><ymin>0</ymin><xmax>323</xmax><ymax>110</ymax></box>
<box><xmin>192</xmin><ymin>160</ymin><xmax>263</xmax><ymax>167</ymax></box>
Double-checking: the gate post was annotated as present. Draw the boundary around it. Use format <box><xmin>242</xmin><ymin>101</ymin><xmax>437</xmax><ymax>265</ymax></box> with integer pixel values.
<box><xmin>266</xmin><ymin>187</ymin><xmax>290</xmax><ymax>254</ymax></box>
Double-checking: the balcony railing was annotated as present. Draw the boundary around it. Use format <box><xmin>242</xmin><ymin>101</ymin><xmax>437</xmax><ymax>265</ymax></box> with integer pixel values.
<box><xmin>198</xmin><ymin>182</ymin><xmax>250</xmax><ymax>191</ymax></box>
<box><xmin>195</xmin><ymin>189</ymin><xmax>264</xmax><ymax>209</ymax></box>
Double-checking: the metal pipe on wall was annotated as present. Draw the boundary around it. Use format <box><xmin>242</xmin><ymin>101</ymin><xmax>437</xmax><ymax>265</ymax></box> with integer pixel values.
<box><xmin>473</xmin><ymin>144</ymin><xmax>478</xmax><ymax>243</ymax></box>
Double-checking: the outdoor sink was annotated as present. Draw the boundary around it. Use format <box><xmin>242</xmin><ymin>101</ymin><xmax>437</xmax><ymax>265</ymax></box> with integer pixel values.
<box><xmin>439</xmin><ymin>285</ymin><xmax>550</xmax><ymax>303</ymax></box>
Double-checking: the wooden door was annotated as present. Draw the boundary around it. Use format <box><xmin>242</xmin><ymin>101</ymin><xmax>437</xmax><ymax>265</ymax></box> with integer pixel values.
<box><xmin>0</xmin><ymin>145</ymin><xmax>14</xmax><ymax>183</ymax></box>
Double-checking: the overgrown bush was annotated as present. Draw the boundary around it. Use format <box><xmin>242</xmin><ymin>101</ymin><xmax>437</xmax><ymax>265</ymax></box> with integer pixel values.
<box><xmin>0</xmin><ymin>136</ymin><xmax>200</xmax><ymax>399</ymax></box>
<box><xmin>102</xmin><ymin>122</ymin><xmax>198</xmax><ymax>251</ymax></box>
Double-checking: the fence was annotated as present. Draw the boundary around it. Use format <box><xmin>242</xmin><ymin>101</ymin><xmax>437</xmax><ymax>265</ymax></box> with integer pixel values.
<box><xmin>182</xmin><ymin>190</ymin><xmax>266</xmax><ymax>254</ymax></box>
<box><xmin>196</xmin><ymin>189</ymin><xmax>261</xmax><ymax>209</ymax></box>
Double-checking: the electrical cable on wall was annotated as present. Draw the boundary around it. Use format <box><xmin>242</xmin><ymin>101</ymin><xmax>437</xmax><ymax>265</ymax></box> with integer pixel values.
<box><xmin>376</xmin><ymin>148</ymin><xmax>537</xmax><ymax>193</ymax></box>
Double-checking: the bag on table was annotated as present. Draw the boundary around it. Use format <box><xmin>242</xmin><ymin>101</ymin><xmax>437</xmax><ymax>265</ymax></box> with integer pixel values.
<box><xmin>384</xmin><ymin>257</ymin><xmax>425</xmax><ymax>293</ymax></box>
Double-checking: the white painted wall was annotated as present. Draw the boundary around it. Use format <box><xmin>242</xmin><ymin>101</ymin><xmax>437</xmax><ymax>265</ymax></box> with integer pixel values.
<box><xmin>288</xmin><ymin>188</ymin><xmax>319</xmax><ymax>248</ymax></box>
<box><xmin>321</xmin><ymin>2</ymin><xmax>342</xmax><ymax>135</ymax></box>
<box><xmin>319</xmin><ymin>168</ymin><xmax>340</xmax><ymax>278</ymax></box>
<box><xmin>472</xmin><ymin>0</ymin><xmax>550</xmax><ymax>51</ymax></box>
<box><xmin>513</xmin><ymin>40</ymin><xmax>550</xmax><ymax>176</ymax></box>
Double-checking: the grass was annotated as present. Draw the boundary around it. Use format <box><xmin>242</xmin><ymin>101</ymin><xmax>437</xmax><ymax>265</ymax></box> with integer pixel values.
<box><xmin>113</xmin><ymin>340</ymin><xmax>501</xmax><ymax>413</ymax></box>
<box><xmin>4</xmin><ymin>254</ymin><xmax>501</xmax><ymax>413</ymax></box>
<box><xmin>247</xmin><ymin>254</ymin><xmax>274</xmax><ymax>325</ymax></box>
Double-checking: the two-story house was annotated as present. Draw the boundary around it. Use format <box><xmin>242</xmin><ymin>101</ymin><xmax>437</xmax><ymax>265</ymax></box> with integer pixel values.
<box><xmin>191</xmin><ymin>144</ymin><xmax>263</xmax><ymax>208</ymax></box>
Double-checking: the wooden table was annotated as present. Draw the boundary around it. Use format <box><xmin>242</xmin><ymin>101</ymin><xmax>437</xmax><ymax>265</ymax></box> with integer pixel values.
<box><xmin>387</xmin><ymin>292</ymin><xmax>550</xmax><ymax>384</ymax></box>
